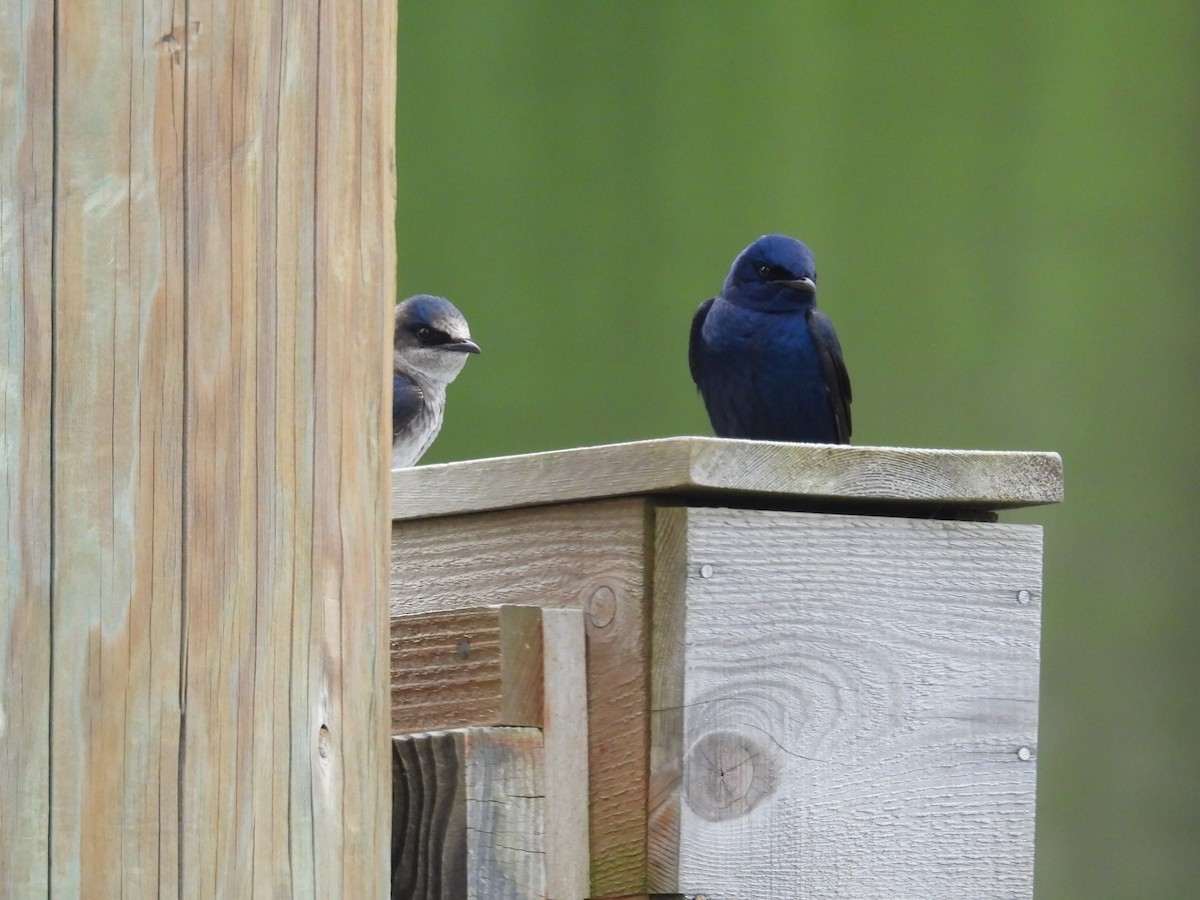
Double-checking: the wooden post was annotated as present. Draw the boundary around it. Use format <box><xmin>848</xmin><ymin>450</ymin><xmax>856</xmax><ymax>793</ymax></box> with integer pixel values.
<box><xmin>390</xmin><ymin>437</ymin><xmax>1063</xmax><ymax>898</ymax></box>
<box><xmin>1</xmin><ymin>1</ymin><xmax>396</xmax><ymax>895</ymax></box>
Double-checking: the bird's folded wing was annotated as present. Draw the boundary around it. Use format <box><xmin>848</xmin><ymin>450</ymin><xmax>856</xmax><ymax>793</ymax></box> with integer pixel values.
<box><xmin>392</xmin><ymin>371</ymin><xmax>424</xmax><ymax>443</ymax></box>
<box><xmin>807</xmin><ymin>307</ymin><xmax>852</xmax><ymax>443</ymax></box>
<box><xmin>688</xmin><ymin>296</ymin><xmax>716</xmax><ymax>387</ymax></box>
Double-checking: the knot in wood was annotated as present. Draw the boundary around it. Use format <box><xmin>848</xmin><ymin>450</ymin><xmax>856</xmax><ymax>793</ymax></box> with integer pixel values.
<box><xmin>318</xmin><ymin>725</ymin><xmax>332</xmax><ymax>759</ymax></box>
<box><xmin>684</xmin><ymin>729</ymin><xmax>775</xmax><ymax>822</ymax></box>
<box><xmin>584</xmin><ymin>583</ymin><xmax>617</xmax><ymax>630</ymax></box>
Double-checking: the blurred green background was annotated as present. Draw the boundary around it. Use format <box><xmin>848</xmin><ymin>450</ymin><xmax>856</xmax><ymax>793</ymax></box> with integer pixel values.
<box><xmin>396</xmin><ymin>3</ymin><xmax>1198</xmax><ymax>896</ymax></box>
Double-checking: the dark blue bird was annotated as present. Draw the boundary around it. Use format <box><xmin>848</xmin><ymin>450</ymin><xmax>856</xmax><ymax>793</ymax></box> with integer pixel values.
<box><xmin>392</xmin><ymin>294</ymin><xmax>480</xmax><ymax>468</ymax></box>
<box><xmin>689</xmin><ymin>234</ymin><xmax>851</xmax><ymax>444</ymax></box>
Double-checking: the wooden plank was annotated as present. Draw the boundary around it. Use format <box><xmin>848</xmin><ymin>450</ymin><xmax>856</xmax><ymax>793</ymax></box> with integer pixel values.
<box><xmin>313</xmin><ymin>0</ymin><xmax>397</xmax><ymax>890</ymax></box>
<box><xmin>391</xmin><ymin>437</ymin><xmax>1064</xmax><ymax>521</ymax></box>
<box><xmin>647</xmin><ymin>507</ymin><xmax>690</xmax><ymax>891</ymax></box>
<box><xmin>393</xmin><ymin>727</ymin><xmax>545</xmax><ymax>899</ymax></box>
<box><xmin>650</xmin><ymin>507</ymin><xmax>1043</xmax><ymax>897</ymax></box>
<box><xmin>0</xmin><ymin>0</ymin><xmax>54</xmax><ymax>891</ymax></box>
<box><xmin>392</xmin><ymin>498</ymin><xmax>653</xmax><ymax>896</ymax></box>
<box><xmin>182</xmin><ymin>0</ymin><xmax>284</xmax><ymax>892</ymax></box>
<box><xmin>272</xmin><ymin>2</ymin><xmax>322</xmax><ymax>893</ymax></box>
<box><xmin>540</xmin><ymin>608</ymin><xmax>590</xmax><ymax>900</ymax></box>
<box><xmin>180</xmin><ymin>0</ymin><xmax>394</xmax><ymax>895</ymax></box>
<box><xmin>49</xmin><ymin>0</ymin><xmax>187</xmax><ymax>894</ymax></box>
<box><xmin>391</xmin><ymin>605</ymin><xmax>545</xmax><ymax>734</ymax></box>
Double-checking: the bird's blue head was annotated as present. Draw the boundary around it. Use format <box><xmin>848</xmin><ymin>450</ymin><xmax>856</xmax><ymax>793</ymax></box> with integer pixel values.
<box><xmin>394</xmin><ymin>293</ymin><xmax>480</xmax><ymax>385</ymax></box>
<box><xmin>722</xmin><ymin>234</ymin><xmax>818</xmax><ymax>311</ymax></box>
<box><xmin>395</xmin><ymin>294</ymin><xmax>480</xmax><ymax>353</ymax></box>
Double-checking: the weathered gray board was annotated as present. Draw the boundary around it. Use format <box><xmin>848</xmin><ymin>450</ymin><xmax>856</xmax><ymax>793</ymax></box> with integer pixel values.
<box><xmin>391</xmin><ymin>437</ymin><xmax>1063</xmax><ymax>521</ymax></box>
<box><xmin>650</xmin><ymin>506</ymin><xmax>1043</xmax><ymax>897</ymax></box>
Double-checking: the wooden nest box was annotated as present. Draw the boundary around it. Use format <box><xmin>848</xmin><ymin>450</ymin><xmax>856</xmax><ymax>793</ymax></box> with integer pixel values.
<box><xmin>389</xmin><ymin>437</ymin><xmax>1063</xmax><ymax>899</ymax></box>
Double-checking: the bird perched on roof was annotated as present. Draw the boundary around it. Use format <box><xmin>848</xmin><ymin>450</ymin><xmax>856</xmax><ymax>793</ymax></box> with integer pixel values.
<box><xmin>689</xmin><ymin>234</ymin><xmax>851</xmax><ymax>444</ymax></box>
<box><xmin>392</xmin><ymin>294</ymin><xmax>480</xmax><ymax>468</ymax></box>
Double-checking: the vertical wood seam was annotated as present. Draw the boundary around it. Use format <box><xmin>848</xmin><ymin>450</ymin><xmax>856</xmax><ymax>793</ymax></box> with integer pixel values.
<box><xmin>645</xmin><ymin>505</ymin><xmax>660</xmax><ymax>892</ymax></box>
<box><xmin>310</xmin><ymin>0</ymin><xmax>326</xmax><ymax>890</ymax></box>
<box><xmin>177</xmin><ymin>1</ymin><xmax>192</xmax><ymax>895</ymax></box>
<box><xmin>47</xmin><ymin>0</ymin><xmax>60</xmax><ymax>892</ymax></box>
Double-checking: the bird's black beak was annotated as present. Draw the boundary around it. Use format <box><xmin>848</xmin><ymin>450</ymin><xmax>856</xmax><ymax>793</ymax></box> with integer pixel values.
<box><xmin>778</xmin><ymin>277</ymin><xmax>816</xmax><ymax>293</ymax></box>
<box><xmin>445</xmin><ymin>338</ymin><xmax>482</xmax><ymax>354</ymax></box>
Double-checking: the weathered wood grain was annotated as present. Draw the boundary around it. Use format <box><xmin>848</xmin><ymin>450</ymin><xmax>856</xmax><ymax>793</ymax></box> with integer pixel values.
<box><xmin>391</xmin><ymin>437</ymin><xmax>1064</xmax><ymax>521</ymax></box>
<box><xmin>181</xmin><ymin>0</ymin><xmax>395</xmax><ymax>894</ymax></box>
<box><xmin>314</xmin><ymin>0</ymin><xmax>398</xmax><ymax>889</ymax></box>
<box><xmin>540</xmin><ymin>608</ymin><xmax>591</xmax><ymax>900</ymax></box>
<box><xmin>393</xmin><ymin>728</ymin><xmax>545</xmax><ymax>899</ymax></box>
<box><xmin>391</xmin><ymin>606</ymin><xmax>590</xmax><ymax>897</ymax></box>
<box><xmin>391</xmin><ymin>605</ymin><xmax>545</xmax><ymax>734</ymax></box>
<box><xmin>0</xmin><ymin>0</ymin><xmax>395</xmax><ymax>894</ymax></box>
<box><xmin>462</xmin><ymin>730</ymin><xmax>544</xmax><ymax>900</ymax></box>
<box><xmin>49</xmin><ymin>1</ymin><xmax>188</xmax><ymax>894</ymax></box>
<box><xmin>649</xmin><ymin>507</ymin><xmax>1043</xmax><ymax>897</ymax></box>
<box><xmin>393</xmin><ymin>730</ymin><xmax>468</xmax><ymax>898</ymax></box>
<box><xmin>185</xmin><ymin>0</ymin><xmax>290</xmax><ymax>892</ymax></box>
<box><xmin>0</xmin><ymin>0</ymin><xmax>54</xmax><ymax>891</ymax></box>
<box><xmin>392</xmin><ymin>498</ymin><xmax>653</xmax><ymax>896</ymax></box>
<box><xmin>647</xmin><ymin>507</ymin><xmax>689</xmax><ymax>890</ymax></box>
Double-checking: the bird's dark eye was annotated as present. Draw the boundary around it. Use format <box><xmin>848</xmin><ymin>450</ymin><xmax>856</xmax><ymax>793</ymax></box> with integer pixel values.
<box><xmin>758</xmin><ymin>263</ymin><xmax>789</xmax><ymax>281</ymax></box>
<box><xmin>413</xmin><ymin>325</ymin><xmax>449</xmax><ymax>345</ymax></box>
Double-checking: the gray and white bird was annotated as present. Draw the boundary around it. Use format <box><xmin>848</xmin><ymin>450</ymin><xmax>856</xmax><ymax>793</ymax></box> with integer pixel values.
<box><xmin>392</xmin><ymin>294</ymin><xmax>480</xmax><ymax>468</ymax></box>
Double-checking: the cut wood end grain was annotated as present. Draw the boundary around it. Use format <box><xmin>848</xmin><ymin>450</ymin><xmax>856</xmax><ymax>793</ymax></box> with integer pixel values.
<box><xmin>392</xmin><ymin>728</ymin><xmax>546</xmax><ymax>898</ymax></box>
<box><xmin>391</xmin><ymin>436</ymin><xmax>1063</xmax><ymax>521</ymax></box>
